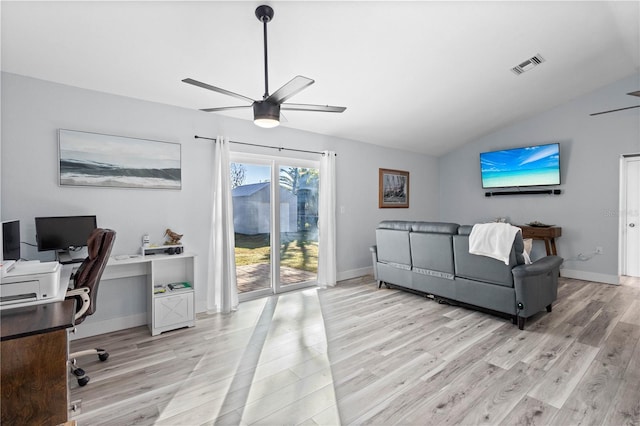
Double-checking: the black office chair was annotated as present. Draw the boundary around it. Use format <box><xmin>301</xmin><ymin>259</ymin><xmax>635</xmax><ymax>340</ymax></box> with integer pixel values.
<box><xmin>65</xmin><ymin>228</ymin><xmax>116</xmax><ymax>386</ymax></box>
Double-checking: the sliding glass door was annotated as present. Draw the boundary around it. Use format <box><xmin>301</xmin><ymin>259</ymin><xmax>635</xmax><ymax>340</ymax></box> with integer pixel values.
<box><xmin>279</xmin><ymin>165</ymin><xmax>318</xmax><ymax>289</ymax></box>
<box><xmin>231</xmin><ymin>154</ymin><xmax>319</xmax><ymax>300</ymax></box>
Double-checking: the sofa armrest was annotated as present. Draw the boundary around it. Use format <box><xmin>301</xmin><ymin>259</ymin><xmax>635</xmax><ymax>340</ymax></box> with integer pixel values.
<box><xmin>370</xmin><ymin>245</ymin><xmax>379</xmax><ymax>281</ymax></box>
<box><xmin>512</xmin><ymin>255</ymin><xmax>563</xmax><ymax>278</ymax></box>
<box><xmin>512</xmin><ymin>255</ymin><xmax>563</xmax><ymax>318</ymax></box>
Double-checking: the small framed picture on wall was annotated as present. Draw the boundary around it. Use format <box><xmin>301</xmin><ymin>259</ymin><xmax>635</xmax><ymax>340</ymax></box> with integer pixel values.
<box><xmin>379</xmin><ymin>168</ymin><xmax>409</xmax><ymax>208</ymax></box>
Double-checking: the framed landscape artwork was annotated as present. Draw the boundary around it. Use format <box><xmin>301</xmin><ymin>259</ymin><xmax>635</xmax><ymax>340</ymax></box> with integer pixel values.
<box><xmin>379</xmin><ymin>168</ymin><xmax>409</xmax><ymax>208</ymax></box>
<box><xmin>58</xmin><ymin>129</ymin><xmax>181</xmax><ymax>190</ymax></box>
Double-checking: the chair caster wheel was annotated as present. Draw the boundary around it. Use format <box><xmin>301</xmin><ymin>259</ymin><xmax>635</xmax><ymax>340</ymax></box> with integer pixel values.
<box><xmin>98</xmin><ymin>352</ymin><xmax>109</xmax><ymax>362</ymax></box>
<box><xmin>78</xmin><ymin>376</ymin><xmax>90</xmax><ymax>387</ymax></box>
<box><xmin>72</xmin><ymin>368</ymin><xmax>86</xmax><ymax>377</ymax></box>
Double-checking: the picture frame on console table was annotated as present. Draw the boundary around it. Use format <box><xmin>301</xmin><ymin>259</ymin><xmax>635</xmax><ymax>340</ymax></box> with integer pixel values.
<box><xmin>379</xmin><ymin>168</ymin><xmax>409</xmax><ymax>208</ymax></box>
<box><xmin>58</xmin><ymin>129</ymin><xmax>181</xmax><ymax>190</ymax></box>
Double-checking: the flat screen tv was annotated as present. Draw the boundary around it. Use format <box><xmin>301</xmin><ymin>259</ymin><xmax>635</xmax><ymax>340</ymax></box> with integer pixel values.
<box><xmin>480</xmin><ymin>143</ymin><xmax>560</xmax><ymax>189</ymax></box>
<box><xmin>35</xmin><ymin>215</ymin><xmax>97</xmax><ymax>252</ymax></box>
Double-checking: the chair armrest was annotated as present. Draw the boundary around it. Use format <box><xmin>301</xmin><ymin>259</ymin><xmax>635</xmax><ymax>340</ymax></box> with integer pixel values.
<box><xmin>66</xmin><ymin>287</ymin><xmax>90</xmax><ymax>321</ymax></box>
<box><xmin>66</xmin><ymin>287</ymin><xmax>89</xmax><ymax>297</ymax></box>
<box><xmin>512</xmin><ymin>256</ymin><xmax>563</xmax><ymax>317</ymax></box>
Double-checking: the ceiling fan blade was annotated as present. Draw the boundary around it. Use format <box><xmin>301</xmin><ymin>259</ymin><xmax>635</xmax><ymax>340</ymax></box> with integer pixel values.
<box><xmin>182</xmin><ymin>78</ymin><xmax>255</xmax><ymax>103</ymax></box>
<box><xmin>628</xmin><ymin>91</ymin><xmax>640</xmax><ymax>97</ymax></box>
<box><xmin>266</xmin><ymin>76</ymin><xmax>314</xmax><ymax>104</ymax></box>
<box><xmin>281</xmin><ymin>103</ymin><xmax>347</xmax><ymax>113</ymax></box>
<box><xmin>201</xmin><ymin>105</ymin><xmax>253</xmax><ymax>113</ymax></box>
<box><xmin>590</xmin><ymin>105</ymin><xmax>640</xmax><ymax>116</ymax></box>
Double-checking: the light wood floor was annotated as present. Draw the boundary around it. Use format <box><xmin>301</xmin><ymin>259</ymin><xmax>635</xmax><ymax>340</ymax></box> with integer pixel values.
<box><xmin>69</xmin><ymin>275</ymin><xmax>640</xmax><ymax>425</ymax></box>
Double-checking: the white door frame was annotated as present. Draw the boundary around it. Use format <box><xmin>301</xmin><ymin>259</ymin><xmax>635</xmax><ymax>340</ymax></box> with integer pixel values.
<box><xmin>619</xmin><ymin>153</ymin><xmax>640</xmax><ymax>277</ymax></box>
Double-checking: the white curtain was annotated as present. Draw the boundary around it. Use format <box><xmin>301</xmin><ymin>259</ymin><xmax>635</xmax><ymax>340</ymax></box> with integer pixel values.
<box><xmin>207</xmin><ymin>136</ymin><xmax>239</xmax><ymax>313</ymax></box>
<box><xmin>318</xmin><ymin>151</ymin><xmax>337</xmax><ymax>287</ymax></box>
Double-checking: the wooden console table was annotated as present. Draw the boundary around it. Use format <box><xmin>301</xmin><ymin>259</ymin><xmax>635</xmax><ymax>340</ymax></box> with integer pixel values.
<box><xmin>519</xmin><ymin>225</ymin><xmax>562</xmax><ymax>256</ymax></box>
<box><xmin>1</xmin><ymin>299</ymin><xmax>75</xmax><ymax>425</ymax></box>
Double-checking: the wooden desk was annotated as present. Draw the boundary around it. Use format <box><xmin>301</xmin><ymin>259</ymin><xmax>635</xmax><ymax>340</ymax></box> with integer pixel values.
<box><xmin>1</xmin><ymin>299</ymin><xmax>75</xmax><ymax>425</ymax></box>
<box><xmin>519</xmin><ymin>225</ymin><xmax>562</xmax><ymax>256</ymax></box>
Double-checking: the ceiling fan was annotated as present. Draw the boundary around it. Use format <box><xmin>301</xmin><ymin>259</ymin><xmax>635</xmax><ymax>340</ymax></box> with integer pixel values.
<box><xmin>183</xmin><ymin>5</ymin><xmax>346</xmax><ymax>128</ymax></box>
<box><xmin>590</xmin><ymin>91</ymin><xmax>640</xmax><ymax>116</ymax></box>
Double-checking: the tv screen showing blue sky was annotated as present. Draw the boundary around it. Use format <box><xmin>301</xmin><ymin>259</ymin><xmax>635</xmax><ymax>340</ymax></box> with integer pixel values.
<box><xmin>480</xmin><ymin>143</ymin><xmax>560</xmax><ymax>188</ymax></box>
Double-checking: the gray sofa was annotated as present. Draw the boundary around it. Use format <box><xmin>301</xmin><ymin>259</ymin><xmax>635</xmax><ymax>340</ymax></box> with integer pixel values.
<box><xmin>369</xmin><ymin>221</ymin><xmax>563</xmax><ymax>329</ymax></box>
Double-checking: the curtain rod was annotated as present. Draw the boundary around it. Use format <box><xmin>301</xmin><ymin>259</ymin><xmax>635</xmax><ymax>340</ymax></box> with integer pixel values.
<box><xmin>194</xmin><ymin>135</ymin><xmax>335</xmax><ymax>156</ymax></box>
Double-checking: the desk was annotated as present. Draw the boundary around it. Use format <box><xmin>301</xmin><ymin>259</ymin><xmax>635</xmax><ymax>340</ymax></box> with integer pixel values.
<box><xmin>519</xmin><ymin>225</ymin><xmax>562</xmax><ymax>256</ymax></box>
<box><xmin>104</xmin><ymin>253</ymin><xmax>196</xmax><ymax>336</ymax></box>
<box><xmin>1</xmin><ymin>299</ymin><xmax>76</xmax><ymax>425</ymax></box>
<box><xmin>2</xmin><ymin>254</ymin><xmax>196</xmax><ymax>337</ymax></box>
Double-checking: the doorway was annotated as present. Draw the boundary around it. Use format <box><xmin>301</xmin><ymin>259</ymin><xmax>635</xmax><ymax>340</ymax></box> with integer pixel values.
<box><xmin>230</xmin><ymin>153</ymin><xmax>320</xmax><ymax>300</ymax></box>
<box><xmin>619</xmin><ymin>154</ymin><xmax>640</xmax><ymax>277</ymax></box>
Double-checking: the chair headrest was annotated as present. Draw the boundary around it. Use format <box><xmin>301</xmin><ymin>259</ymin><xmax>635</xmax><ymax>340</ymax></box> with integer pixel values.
<box><xmin>87</xmin><ymin>228</ymin><xmax>105</xmax><ymax>259</ymax></box>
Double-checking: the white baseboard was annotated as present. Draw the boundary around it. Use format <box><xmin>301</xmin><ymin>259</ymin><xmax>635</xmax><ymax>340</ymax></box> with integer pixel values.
<box><xmin>69</xmin><ymin>313</ymin><xmax>148</xmax><ymax>341</ymax></box>
<box><xmin>337</xmin><ymin>267</ymin><xmax>372</xmax><ymax>282</ymax></box>
<box><xmin>560</xmin><ymin>268</ymin><xmax>620</xmax><ymax>285</ymax></box>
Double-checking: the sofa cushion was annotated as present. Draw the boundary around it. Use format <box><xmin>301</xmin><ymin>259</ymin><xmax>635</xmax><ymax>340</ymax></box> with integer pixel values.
<box><xmin>410</xmin><ymin>232</ymin><xmax>455</xmax><ymax>279</ymax></box>
<box><xmin>377</xmin><ymin>220</ymin><xmax>413</xmax><ymax>231</ymax></box>
<box><xmin>376</xmin><ymin>228</ymin><xmax>412</xmax><ymax>269</ymax></box>
<box><xmin>523</xmin><ymin>238</ymin><xmax>533</xmax><ymax>264</ymax></box>
<box><xmin>453</xmin><ymin>233</ymin><xmax>516</xmax><ymax>287</ymax></box>
<box><xmin>411</xmin><ymin>222</ymin><xmax>459</xmax><ymax>234</ymax></box>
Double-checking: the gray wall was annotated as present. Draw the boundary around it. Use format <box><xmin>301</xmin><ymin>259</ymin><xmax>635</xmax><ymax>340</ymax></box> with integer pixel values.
<box><xmin>1</xmin><ymin>72</ymin><xmax>439</xmax><ymax>329</ymax></box>
<box><xmin>439</xmin><ymin>73</ymin><xmax>640</xmax><ymax>283</ymax></box>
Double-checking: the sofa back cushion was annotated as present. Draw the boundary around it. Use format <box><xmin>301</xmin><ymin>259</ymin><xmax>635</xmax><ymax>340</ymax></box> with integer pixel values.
<box><xmin>410</xmin><ymin>233</ymin><xmax>455</xmax><ymax>278</ymax></box>
<box><xmin>411</xmin><ymin>222</ymin><xmax>460</xmax><ymax>234</ymax></box>
<box><xmin>376</xmin><ymin>221</ymin><xmax>412</xmax><ymax>269</ymax></box>
<box><xmin>453</xmin><ymin>225</ymin><xmax>524</xmax><ymax>287</ymax></box>
<box><xmin>409</xmin><ymin>222</ymin><xmax>458</xmax><ymax>279</ymax></box>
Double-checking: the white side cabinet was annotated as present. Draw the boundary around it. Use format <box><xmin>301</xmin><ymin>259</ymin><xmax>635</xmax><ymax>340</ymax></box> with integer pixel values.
<box><xmin>147</xmin><ymin>254</ymin><xmax>196</xmax><ymax>336</ymax></box>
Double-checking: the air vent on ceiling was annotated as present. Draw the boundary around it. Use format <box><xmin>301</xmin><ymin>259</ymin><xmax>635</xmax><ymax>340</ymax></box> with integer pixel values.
<box><xmin>511</xmin><ymin>54</ymin><xmax>545</xmax><ymax>75</ymax></box>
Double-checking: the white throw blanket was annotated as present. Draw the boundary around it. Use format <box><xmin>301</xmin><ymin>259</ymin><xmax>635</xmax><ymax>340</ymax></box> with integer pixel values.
<box><xmin>469</xmin><ymin>223</ymin><xmax>522</xmax><ymax>265</ymax></box>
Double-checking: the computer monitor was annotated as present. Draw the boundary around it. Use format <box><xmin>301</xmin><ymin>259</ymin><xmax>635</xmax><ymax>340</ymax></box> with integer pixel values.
<box><xmin>35</xmin><ymin>215</ymin><xmax>97</xmax><ymax>262</ymax></box>
<box><xmin>2</xmin><ymin>220</ymin><xmax>21</xmax><ymax>261</ymax></box>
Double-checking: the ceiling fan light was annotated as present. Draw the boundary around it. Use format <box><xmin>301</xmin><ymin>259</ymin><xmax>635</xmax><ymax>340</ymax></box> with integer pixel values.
<box><xmin>253</xmin><ymin>102</ymin><xmax>280</xmax><ymax>128</ymax></box>
<box><xmin>254</xmin><ymin>117</ymin><xmax>280</xmax><ymax>128</ymax></box>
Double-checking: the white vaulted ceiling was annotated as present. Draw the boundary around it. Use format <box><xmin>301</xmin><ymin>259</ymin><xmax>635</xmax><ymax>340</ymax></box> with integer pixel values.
<box><xmin>2</xmin><ymin>1</ymin><xmax>639</xmax><ymax>156</ymax></box>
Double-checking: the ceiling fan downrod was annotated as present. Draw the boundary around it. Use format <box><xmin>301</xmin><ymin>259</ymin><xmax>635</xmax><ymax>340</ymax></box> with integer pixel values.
<box><xmin>255</xmin><ymin>5</ymin><xmax>274</xmax><ymax>100</ymax></box>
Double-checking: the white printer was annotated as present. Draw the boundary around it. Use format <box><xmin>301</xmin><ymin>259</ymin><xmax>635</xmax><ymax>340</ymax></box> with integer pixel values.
<box><xmin>0</xmin><ymin>261</ymin><xmax>62</xmax><ymax>306</ymax></box>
